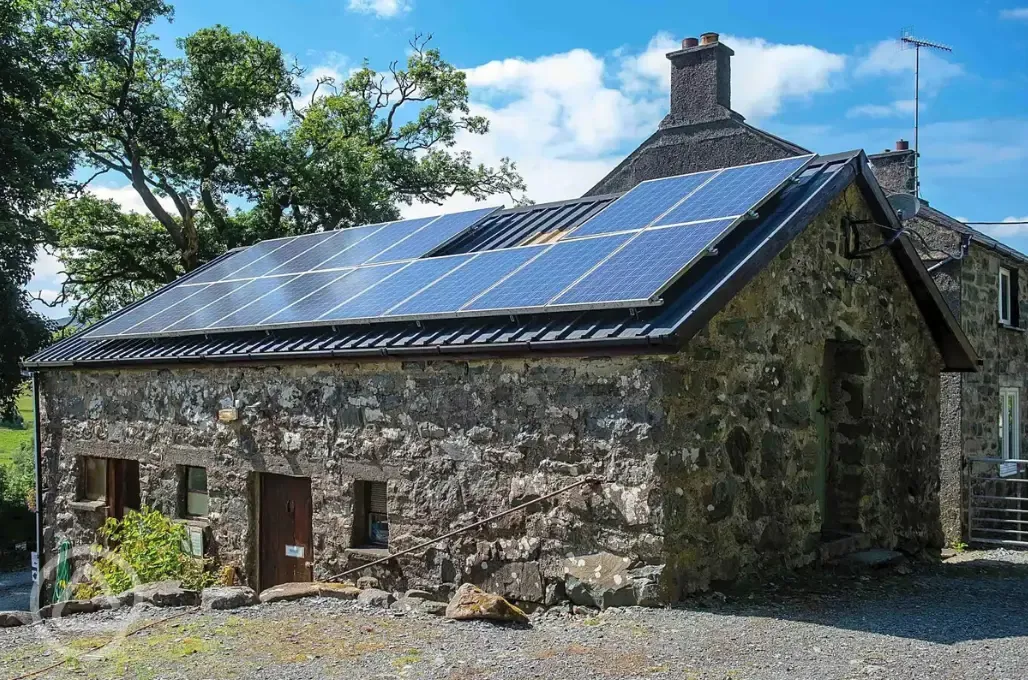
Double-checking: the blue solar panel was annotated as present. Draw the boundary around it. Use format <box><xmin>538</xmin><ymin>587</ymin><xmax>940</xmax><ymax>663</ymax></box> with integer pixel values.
<box><xmin>163</xmin><ymin>276</ymin><xmax>299</xmax><ymax>333</ymax></box>
<box><xmin>119</xmin><ymin>280</ymin><xmax>255</xmax><ymax>335</ymax></box>
<box><xmin>266</xmin><ymin>224</ymin><xmax>384</xmax><ymax>276</ymax></box>
<box><xmin>465</xmin><ymin>234</ymin><xmax>631</xmax><ymax>312</ymax></box>
<box><xmin>223</xmin><ymin>232</ymin><xmax>338</xmax><ymax>279</ymax></box>
<box><xmin>186</xmin><ymin>238</ymin><xmax>296</xmax><ymax>284</ymax></box>
<box><xmin>368</xmin><ymin>207</ymin><xmax>498</xmax><ymax>263</ymax></box>
<box><xmin>654</xmin><ymin>156</ymin><xmax>812</xmax><ymax>226</ymax></box>
<box><xmin>313</xmin><ymin>218</ymin><xmax>436</xmax><ymax>271</ymax></box>
<box><xmin>388</xmin><ymin>247</ymin><xmax>543</xmax><ymax>317</ymax></box>
<box><xmin>86</xmin><ymin>285</ymin><xmax>209</xmax><ymax>338</ymax></box>
<box><xmin>570</xmin><ymin>171</ymin><xmax>719</xmax><ymax>237</ymax></box>
<box><xmin>262</xmin><ymin>263</ymin><xmax>404</xmax><ymax>326</ymax></box>
<box><xmin>321</xmin><ymin>257</ymin><xmax>466</xmax><ymax>321</ymax></box>
<box><xmin>205</xmin><ymin>271</ymin><xmax>351</xmax><ymax>330</ymax></box>
<box><xmin>554</xmin><ymin>219</ymin><xmax>737</xmax><ymax>306</ymax></box>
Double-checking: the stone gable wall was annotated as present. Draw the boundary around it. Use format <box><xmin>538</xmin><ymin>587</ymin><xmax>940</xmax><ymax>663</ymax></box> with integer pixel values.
<box><xmin>38</xmin><ymin>184</ymin><xmax>944</xmax><ymax>602</ymax></box>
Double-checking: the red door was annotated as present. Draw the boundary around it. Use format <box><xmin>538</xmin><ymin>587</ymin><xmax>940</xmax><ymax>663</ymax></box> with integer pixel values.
<box><xmin>259</xmin><ymin>474</ymin><xmax>313</xmax><ymax>590</ymax></box>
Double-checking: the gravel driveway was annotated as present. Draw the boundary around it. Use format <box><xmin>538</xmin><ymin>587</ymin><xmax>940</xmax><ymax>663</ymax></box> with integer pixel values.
<box><xmin>2</xmin><ymin>550</ymin><xmax>1027</xmax><ymax>680</ymax></box>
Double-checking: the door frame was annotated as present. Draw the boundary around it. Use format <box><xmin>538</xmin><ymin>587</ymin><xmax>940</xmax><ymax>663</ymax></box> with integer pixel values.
<box><xmin>257</xmin><ymin>472</ymin><xmax>314</xmax><ymax>591</ymax></box>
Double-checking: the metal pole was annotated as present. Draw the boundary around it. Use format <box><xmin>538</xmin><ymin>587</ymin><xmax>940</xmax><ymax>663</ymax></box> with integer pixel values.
<box><xmin>31</xmin><ymin>373</ymin><xmax>44</xmax><ymax>582</ymax></box>
<box><xmin>323</xmin><ymin>476</ymin><xmax>602</xmax><ymax>583</ymax></box>
<box><xmin>914</xmin><ymin>45</ymin><xmax>920</xmax><ymax>196</ymax></box>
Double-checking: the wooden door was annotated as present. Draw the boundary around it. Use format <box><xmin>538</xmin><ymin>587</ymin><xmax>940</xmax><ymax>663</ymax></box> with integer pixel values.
<box><xmin>107</xmin><ymin>459</ymin><xmax>140</xmax><ymax>521</ymax></box>
<box><xmin>259</xmin><ymin>474</ymin><xmax>313</xmax><ymax>590</ymax></box>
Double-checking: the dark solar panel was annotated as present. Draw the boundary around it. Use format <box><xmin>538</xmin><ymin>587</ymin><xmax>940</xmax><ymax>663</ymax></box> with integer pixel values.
<box><xmin>368</xmin><ymin>207</ymin><xmax>499</xmax><ymax>263</ymax></box>
<box><xmin>119</xmin><ymin>280</ymin><xmax>255</xmax><ymax>335</ymax></box>
<box><xmin>205</xmin><ymin>271</ymin><xmax>352</xmax><ymax>330</ymax></box>
<box><xmin>85</xmin><ymin>285</ymin><xmax>209</xmax><ymax>338</ymax></box>
<box><xmin>313</xmin><ymin>218</ymin><xmax>436</xmax><ymax>271</ymax></box>
<box><xmin>267</xmin><ymin>225</ymin><xmax>384</xmax><ymax>275</ymax></box>
<box><xmin>186</xmin><ymin>238</ymin><xmax>295</xmax><ymax>284</ymax></box>
<box><xmin>261</xmin><ymin>263</ymin><xmax>404</xmax><ymax>327</ymax></box>
<box><xmin>321</xmin><ymin>256</ymin><xmax>465</xmax><ymax>321</ymax></box>
<box><xmin>223</xmin><ymin>232</ymin><xmax>338</xmax><ymax>280</ymax></box>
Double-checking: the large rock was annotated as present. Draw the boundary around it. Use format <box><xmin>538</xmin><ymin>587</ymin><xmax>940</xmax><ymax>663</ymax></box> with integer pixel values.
<box><xmin>444</xmin><ymin>583</ymin><xmax>528</xmax><ymax>624</ymax></box>
<box><xmin>357</xmin><ymin>588</ymin><xmax>394</xmax><ymax>608</ymax></box>
<box><xmin>201</xmin><ymin>586</ymin><xmax>258</xmax><ymax>611</ymax></box>
<box><xmin>563</xmin><ymin>553</ymin><xmax>666</xmax><ymax>609</ymax></box>
<box><xmin>131</xmin><ymin>580</ymin><xmax>200</xmax><ymax>608</ymax></box>
<box><xmin>38</xmin><ymin>599</ymin><xmax>100</xmax><ymax>618</ymax></box>
<box><xmin>90</xmin><ymin>592</ymin><xmax>134</xmax><ymax>611</ymax></box>
<box><xmin>0</xmin><ymin>611</ymin><xmax>29</xmax><ymax>627</ymax></box>
<box><xmin>258</xmin><ymin>582</ymin><xmax>320</xmax><ymax>604</ymax></box>
<box><xmin>316</xmin><ymin>583</ymin><xmax>361</xmax><ymax>600</ymax></box>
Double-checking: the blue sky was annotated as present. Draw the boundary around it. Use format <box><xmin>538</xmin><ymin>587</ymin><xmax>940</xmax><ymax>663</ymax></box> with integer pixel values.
<box><xmin>30</xmin><ymin>0</ymin><xmax>1028</xmax><ymax>316</ymax></box>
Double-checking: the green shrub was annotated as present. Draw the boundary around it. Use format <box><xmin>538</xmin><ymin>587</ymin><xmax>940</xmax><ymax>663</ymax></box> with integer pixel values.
<box><xmin>76</xmin><ymin>506</ymin><xmax>218</xmax><ymax>598</ymax></box>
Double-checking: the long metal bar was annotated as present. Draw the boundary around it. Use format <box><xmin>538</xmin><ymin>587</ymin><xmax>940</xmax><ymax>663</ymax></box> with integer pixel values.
<box><xmin>969</xmin><ymin>537</ymin><xmax>1028</xmax><ymax>548</ymax></box>
<box><xmin>324</xmin><ymin>476</ymin><xmax>601</xmax><ymax>583</ymax></box>
<box><xmin>32</xmin><ymin>373</ymin><xmax>43</xmax><ymax>579</ymax></box>
<box><xmin>970</xmin><ymin>517</ymin><xmax>1028</xmax><ymax>526</ymax></box>
<box><xmin>914</xmin><ymin>44</ymin><xmax>920</xmax><ymax>196</ymax></box>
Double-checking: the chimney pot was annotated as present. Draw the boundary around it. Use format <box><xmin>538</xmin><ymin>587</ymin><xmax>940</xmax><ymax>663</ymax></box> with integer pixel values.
<box><xmin>700</xmin><ymin>32</ymin><xmax>719</xmax><ymax>46</ymax></box>
<box><xmin>895</xmin><ymin>139</ymin><xmax>909</xmax><ymax>151</ymax></box>
<box><xmin>683</xmin><ymin>37</ymin><xmax>699</xmax><ymax>48</ymax></box>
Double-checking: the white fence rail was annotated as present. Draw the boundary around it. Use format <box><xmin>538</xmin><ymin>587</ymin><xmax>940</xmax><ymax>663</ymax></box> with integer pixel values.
<box><xmin>967</xmin><ymin>458</ymin><xmax>1028</xmax><ymax>548</ymax></box>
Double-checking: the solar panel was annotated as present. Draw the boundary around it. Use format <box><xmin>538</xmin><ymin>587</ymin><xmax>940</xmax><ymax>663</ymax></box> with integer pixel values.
<box><xmin>163</xmin><ymin>276</ymin><xmax>300</xmax><ymax>333</ymax></box>
<box><xmin>205</xmin><ymin>271</ymin><xmax>352</xmax><ymax>330</ymax></box>
<box><xmin>654</xmin><ymin>156</ymin><xmax>813</xmax><ymax>226</ymax></box>
<box><xmin>312</xmin><ymin>218</ymin><xmax>436</xmax><ymax>271</ymax></box>
<box><xmin>117</xmin><ymin>280</ymin><xmax>255</xmax><ymax>336</ymax></box>
<box><xmin>320</xmin><ymin>256</ymin><xmax>466</xmax><ymax>321</ymax></box>
<box><xmin>85</xmin><ymin>284</ymin><xmax>209</xmax><ymax>338</ymax></box>
<box><xmin>553</xmin><ymin>219</ymin><xmax>737</xmax><ymax>306</ymax></box>
<box><xmin>185</xmin><ymin>238</ymin><xmax>296</xmax><ymax>285</ymax></box>
<box><xmin>570</xmin><ymin>171</ymin><xmax>719</xmax><ymax>237</ymax></box>
<box><xmin>261</xmin><ymin>263</ymin><xmax>404</xmax><ymax>327</ymax></box>
<box><xmin>221</xmin><ymin>231</ymin><xmax>338</xmax><ymax>280</ymax></box>
<box><xmin>368</xmin><ymin>207</ymin><xmax>499</xmax><ymax>263</ymax></box>
<box><xmin>387</xmin><ymin>247</ymin><xmax>544</xmax><ymax>318</ymax></box>
<box><xmin>464</xmin><ymin>234</ymin><xmax>632</xmax><ymax>312</ymax></box>
<box><xmin>264</xmin><ymin>224</ymin><xmax>382</xmax><ymax>276</ymax></box>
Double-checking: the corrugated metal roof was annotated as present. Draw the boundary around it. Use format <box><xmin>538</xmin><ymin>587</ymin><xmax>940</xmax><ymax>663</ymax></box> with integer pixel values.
<box><xmin>24</xmin><ymin>152</ymin><xmax>978</xmax><ymax>371</ymax></box>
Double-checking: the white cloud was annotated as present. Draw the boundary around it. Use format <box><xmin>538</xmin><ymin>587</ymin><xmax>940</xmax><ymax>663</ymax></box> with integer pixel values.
<box><xmin>347</xmin><ymin>0</ymin><xmax>410</xmax><ymax>18</ymax></box>
<box><xmin>1000</xmin><ymin>8</ymin><xmax>1028</xmax><ymax>20</ymax></box>
<box><xmin>89</xmin><ymin>185</ymin><xmax>177</xmax><ymax>215</ymax></box>
<box><xmin>855</xmin><ymin>39</ymin><xmax>963</xmax><ymax>96</ymax></box>
<box><xmin>847</xmin><ymin>99</ymin><xmax>918</xmax><ymax>119</ymax></box>
<box><xmin>979</xmin><ymin>216</ymin><xmax>1028</xmax><ymax>238</ymax></box>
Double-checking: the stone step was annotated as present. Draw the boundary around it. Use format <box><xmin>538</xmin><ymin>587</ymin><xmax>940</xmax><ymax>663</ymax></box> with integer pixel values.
<box><xmin>831</xmin><ymin>548</ymin><xmax>906</xmax><ymax>570</ymax></box>
<box><xmin>818</xmin><ymin>532</ymin><xmax>871</xmax><ymax>563</ymax></box>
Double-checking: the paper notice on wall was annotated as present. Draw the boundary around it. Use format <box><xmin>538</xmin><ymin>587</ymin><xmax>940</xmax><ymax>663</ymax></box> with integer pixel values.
<box><xmin>999</xmin><ymin>461</ymin><xmax>1018</xmax><ymax>478</ymax></box>
<box><xmin>285</xmin><ymin>545</ymin><xmax>305</xmax><ymax>558</ymax></box>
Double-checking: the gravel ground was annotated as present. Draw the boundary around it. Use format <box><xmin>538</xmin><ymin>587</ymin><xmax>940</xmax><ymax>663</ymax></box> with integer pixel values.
<box><xmin>2</xmin><ymin>550</ymin><xmax>1028</xmax><ymax>680</ymax></box>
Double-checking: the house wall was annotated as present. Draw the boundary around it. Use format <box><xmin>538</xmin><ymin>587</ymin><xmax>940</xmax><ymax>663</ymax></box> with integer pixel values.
<box><xmin>37</xmin><ymin>185</ymin><xmax>945</xmax><ymax>603</ymax></box>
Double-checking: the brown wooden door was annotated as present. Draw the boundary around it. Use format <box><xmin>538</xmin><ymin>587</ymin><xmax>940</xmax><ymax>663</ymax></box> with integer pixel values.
<box><xmin>106</xmin><ymin>459</ymin><xmax>140</xmax><ymax>521</ymax></box>
<box><xmin>259</xmin><ymin>474</ymin><xmax>313</xmax><ymax>590</ymax></box>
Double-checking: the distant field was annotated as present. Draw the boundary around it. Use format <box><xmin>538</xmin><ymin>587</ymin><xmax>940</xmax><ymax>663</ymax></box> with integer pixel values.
<box><xmin>0</xmin><ymin>391</ymin><xmax>33</xmax><ymax>468</ymax></box>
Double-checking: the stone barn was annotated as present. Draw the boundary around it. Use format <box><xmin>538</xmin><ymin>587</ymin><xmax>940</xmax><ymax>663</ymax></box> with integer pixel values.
<box><xmin>26</xmin><ymin>151</ymin><xmax>976</xmax><ymax>607</ymax></box>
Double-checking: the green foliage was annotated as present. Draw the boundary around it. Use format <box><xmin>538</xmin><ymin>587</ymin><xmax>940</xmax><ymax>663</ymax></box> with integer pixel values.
<box><xmin>0</xmin><ymin>443</ymin><xmax>35</xmax><ymax>549</ymax></box>
<box><xmin>77</xmin><ymin>506</ymin><xmax>218</xmax><ymax>598</ymax></box>
<box><xmin>0</xmin><ymin>0</ymin><xmax>71</xmax><ymax>410</ymax></box>
<box><xmin>39</xmin><ymin>2</ymin><xmax>523</xmax><ymax>319</ymax></box>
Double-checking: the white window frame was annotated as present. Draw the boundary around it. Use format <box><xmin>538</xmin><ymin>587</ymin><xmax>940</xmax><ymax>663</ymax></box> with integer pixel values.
<box><xmin>999</xmin><ymin>387</ymin><xmax>1020</xmax><ymax>460</ymax></box>
<box><xmin>999</xmin><ymin>267</ymin><xmax>1012</xmax><ymax>325</ymax></box>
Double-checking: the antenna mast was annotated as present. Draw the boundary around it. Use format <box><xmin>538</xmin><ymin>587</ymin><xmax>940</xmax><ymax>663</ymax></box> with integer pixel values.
<box><xmin>900</xmin><ymin>31</ymin><xmax>952</xmax><ymax>197</ymax></box>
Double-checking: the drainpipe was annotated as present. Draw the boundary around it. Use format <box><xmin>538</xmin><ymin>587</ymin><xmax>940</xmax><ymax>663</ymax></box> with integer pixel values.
<box><xmin>31</xmin><ymin>373</ymin><xmax>44</xmax><ymax>579</ymax></box>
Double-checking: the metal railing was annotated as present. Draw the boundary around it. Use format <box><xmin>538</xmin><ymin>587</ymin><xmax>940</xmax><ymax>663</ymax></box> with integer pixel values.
<box><xmin>967</xmin><ymin>457</ymin><xmax>1028</xmax><ymax>548</ymax></box>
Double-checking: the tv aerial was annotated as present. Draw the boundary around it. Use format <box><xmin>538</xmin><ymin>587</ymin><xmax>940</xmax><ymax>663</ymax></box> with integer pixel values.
<box><xmin>900</xmin><ymin>30</ymin><xmax>953</xmax><ymax>197</ymax></box>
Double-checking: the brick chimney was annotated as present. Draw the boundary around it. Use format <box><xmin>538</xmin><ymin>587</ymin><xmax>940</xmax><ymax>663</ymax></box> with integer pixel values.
<box><xmin>661</xmin><ymin>32</ymin><xmax>739</xmax><ymax>129</ymax></box>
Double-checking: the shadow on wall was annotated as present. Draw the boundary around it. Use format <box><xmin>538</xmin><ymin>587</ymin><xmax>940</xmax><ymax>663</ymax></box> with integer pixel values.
<box><xmin>674</xmin><ymin>559</ymin><xmax>1028</xmax><ymax>645</ymax></box>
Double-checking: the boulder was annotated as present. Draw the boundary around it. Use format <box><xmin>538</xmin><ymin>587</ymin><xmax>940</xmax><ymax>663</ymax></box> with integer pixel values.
<box><xmin>38</xmin><ymin>599</ymin><xmax>100</xmax><ymax>619</ymax></box>
<box><xmin>131</xmin><ymin>580</ymin><xmax>200</xmax><ymax>608</ymax></box>
<box><xmin>258</xmin><ymin>582</ymin><xmax>320</xmax><ymax>604</ymax></box>
<box><xmin>444</xmin><ymin>583</ymin><xmax>528</xmax><ymax>624</ymax></box>
<box><xmin>90</xmin><ymin>592</ymin><xmax>133</xmax><ymax>611</ymax></box>
<box><xmin>356</xmin><ymin>576</ymin><xmax>380</xmax><ymax>589</ymax></box>
<box><xmin>0</xmin><ymin>611</ymin><xmax>29</xmax><ymax>627</ymax></box>
<box><xmin>357</xmin><ymin>588</ymin><xmax>394</xmax><ymax>608</ymax></box>
<box><xmin>316</xmin><ymin>583</ymin><xmax>361</xmax><ymax>600</ymax></box>
<box><xmin>416</xmin><ymin>599</ymin><xmax>447</xmax><ymax>616</ymax></box>
<box><xmin>201</xmin><ymin>586</ymin><xmax>259</xmax><ymax>611</ymax></box>
<box><xmin>563</xmin><ymin>553</ymin><xmax>666</xmax><ymax>609</ymax></box>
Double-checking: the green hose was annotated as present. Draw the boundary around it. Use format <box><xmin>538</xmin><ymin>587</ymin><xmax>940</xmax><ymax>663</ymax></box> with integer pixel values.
<box><xmin>52</xmin><ymin>538</ymin><xmax>71</xmax><ymax>603</ymax></box>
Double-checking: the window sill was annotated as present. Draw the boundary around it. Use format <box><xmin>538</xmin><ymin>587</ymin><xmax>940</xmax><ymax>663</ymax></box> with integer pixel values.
<box><xmin>69</xmin><ymin>500</ymin><xmax>107</xmax><ymax>513</ymax></box>
<box><xmin>998</xmin><ymin>323</ymin><xmax>1025</xmax><ymax>332</ymax></box>
<box><xmin>345</xmin><ymin>547</ymin><xmax>390</xmax><ymax>560</ymax></box>
<box><xmin>175</xmin><ymin>517</ymin><xmax>210</xmax><ymax>528</ymax></box>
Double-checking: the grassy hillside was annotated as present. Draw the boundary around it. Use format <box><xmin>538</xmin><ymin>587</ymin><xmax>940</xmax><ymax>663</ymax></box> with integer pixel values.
<box><xmin>0</xmin><ymin>391</ymin><xmax>33</xmax><ymax>468</ymax></box>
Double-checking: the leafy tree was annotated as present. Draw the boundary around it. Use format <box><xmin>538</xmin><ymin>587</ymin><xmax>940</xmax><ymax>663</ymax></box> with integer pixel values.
<box><xmin>45</xmin><ymin>1</ymin><xmax>524</xmax><ymax>320</ymax></box>
<box><xmin>0</xmin><ymin>0</ymin><xmax>72</xmax><ymax>415</ymax></box>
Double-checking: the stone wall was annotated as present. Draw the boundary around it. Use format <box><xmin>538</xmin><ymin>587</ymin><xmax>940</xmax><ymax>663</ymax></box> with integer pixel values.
<box><xmin>38</xmin><ymin>183</ymin><xmax>945</xmax><ymax>603</ymax></box>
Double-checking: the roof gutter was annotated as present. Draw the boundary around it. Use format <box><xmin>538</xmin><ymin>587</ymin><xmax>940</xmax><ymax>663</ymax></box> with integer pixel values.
<box><xmin>31</xmin><ymin>372</ymin><xmax>44</xmax><ymax>579</ymax></box>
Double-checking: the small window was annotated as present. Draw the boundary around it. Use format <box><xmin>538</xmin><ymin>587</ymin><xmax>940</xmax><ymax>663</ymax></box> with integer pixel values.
<box><xmin>1000</xmin><ymin>387</ymin><xmax>1020</xmax><ymax>460</ymax></box>
<box><xmin>81</xmin><ymin>457</ymin><xmax>107</xmax><ymax>501</ymax></box>
<box><xmin>352</xmin><ymin>480</ymin><xmax>388</xmax><ymax>547</ymax></box>
<box><xmin>182</xmin><ymin>466</ymin><xmax>209</xmax><ymax>517</ymax></box>
<box><xmin>999</xmin><ymin>267</ymin><xmax>1013</xmax><ymax>325</ymax></box>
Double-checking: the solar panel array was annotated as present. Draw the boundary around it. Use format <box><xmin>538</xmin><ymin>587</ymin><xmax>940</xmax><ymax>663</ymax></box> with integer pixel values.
<box><xmin>85</xmin><ymin>156</ymin><xmax>814</xmax><ymax>340</ymax></box>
